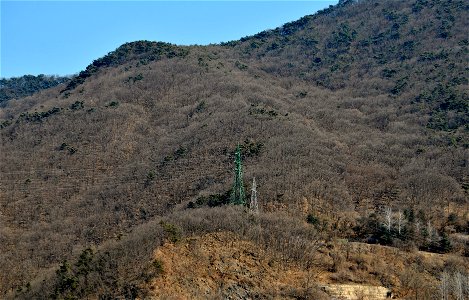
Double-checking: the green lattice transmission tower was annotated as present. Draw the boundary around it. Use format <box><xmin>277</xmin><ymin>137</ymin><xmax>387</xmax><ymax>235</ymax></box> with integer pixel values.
<box><xmin>230</xmin><ymin>144</ymin><xmax>246</xmax><ymax>206</ymax></box>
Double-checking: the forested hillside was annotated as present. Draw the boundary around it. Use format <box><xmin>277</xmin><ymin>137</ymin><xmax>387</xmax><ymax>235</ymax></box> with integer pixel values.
<box><xmin>0</xmin><ymin>75</ymin><xmax>70</xmax><ymax>105</ymax></box>
<box><xmin>0</xmin><ymin>0</ymin><xmax>468</xmax><ymax>298</ymax></box>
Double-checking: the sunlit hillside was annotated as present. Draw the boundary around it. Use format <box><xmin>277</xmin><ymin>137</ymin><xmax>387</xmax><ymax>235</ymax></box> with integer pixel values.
<box><xmin>0</xmin><ymin>0</ymin><xmax>468</xmax><ymax>298</ymax></box>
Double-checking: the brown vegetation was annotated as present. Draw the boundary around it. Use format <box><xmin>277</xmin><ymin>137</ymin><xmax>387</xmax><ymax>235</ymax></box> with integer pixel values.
<box><xmin>0</xmin><ymin>0</ymin><xmax>468</xmax><ymax>298</ymax></box>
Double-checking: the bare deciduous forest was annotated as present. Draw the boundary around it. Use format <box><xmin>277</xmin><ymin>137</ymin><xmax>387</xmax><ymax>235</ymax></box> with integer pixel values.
<box><xmin>0</xmin><ymin>0</ymin><xmax>468</xmax><ymax>299</ymax></box>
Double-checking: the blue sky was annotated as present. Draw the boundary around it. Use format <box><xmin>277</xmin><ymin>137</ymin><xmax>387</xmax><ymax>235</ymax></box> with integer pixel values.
<box><xmin>1</xmin><ymin>1</ymin><xmax>337</xmax><ymax>78</ymax></box>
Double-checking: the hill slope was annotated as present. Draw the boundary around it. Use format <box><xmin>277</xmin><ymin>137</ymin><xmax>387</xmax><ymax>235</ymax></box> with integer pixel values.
<box><xmin>0</xmin><ymin>0</ymin><xmax>468</xmax><ymax>298</ymax></box>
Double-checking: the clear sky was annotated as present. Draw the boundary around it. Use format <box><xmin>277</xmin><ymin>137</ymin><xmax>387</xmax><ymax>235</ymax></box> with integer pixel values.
<box><xmin>1</xmin><ymin>1</ymin><xmax>337</xmax><ymax>78</ymax></box>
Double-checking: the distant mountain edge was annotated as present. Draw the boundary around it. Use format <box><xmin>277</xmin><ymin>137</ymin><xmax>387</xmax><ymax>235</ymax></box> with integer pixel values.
<box><xmin>0</xmin><ymin>74</ymin><xmax>70</xmax><ymax>105</ymax></box>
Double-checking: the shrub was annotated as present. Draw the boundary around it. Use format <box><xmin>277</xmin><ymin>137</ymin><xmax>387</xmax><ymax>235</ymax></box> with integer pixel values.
<box><xmin>390</xmin><ymin>76</ymin><xmax>408</xmax><ymax>95</ymax></box>
<box><xmin>159</xmin><ymin>221</ymin><xmax>182</xmax><ymax>243</ymax></box>
<box><xmin>307</xmin><ymin>214</ymin><xmax>320</xmax><ymax>226</ymax></box>
<box><xmin>18</xmin><ymin>107</ymin><xmax>61</xmax><ymax>123</ymax></box>
<box><xmin>140</xmin><ymin>259</ymin><xmax>164</xmax><ymax>283</ymax></box>
<box><xmin>235</xmin><ymin>61</ymin><xmax>248</xmax><ymax>70</ymax></box>
<box><xmin>240</xmin><ymin>139</ymin><xmax>264</xmax><ymax>157</ymax></box>
<box><xmin>58</xmin><ymin>143</ymin><xmax>77</xmax><ymax>155</ymax></box>
<box><xmin>437</xmin><ymin>233</ymin><xmax>453</xmax><ymax>253</ymax></box>
<box><xmin>144</xmin><ymin>171</ymin><xmax>156</xmax><ymax>187</ymax></box>
<box><xmin>52</xmin><ymin>260</ymin><xmax>79</xmax><ymax>299</ymax></box>
<box><xmin>0</xmin><ymin>120</ymin><xmax>12</xmax><ymax>129</ymax></box>
<box><xmin>69</xmin><ymin>101</ymin><xmax>84</xmax><ymax>110</ymax></box>
<box><xmin>381</xmin><ymin>68</ymin><xmax>397</xmax><ymax>78</ymax></box>
<box><xmin>106</xmin><ymin>101</ymin><xmax>119</xmax><ymax>108</ymax></box>
<box><xmin>152</xmin><ymin>259</ymin><xmax>164</xmax><ymax>275</ymax></box>
<box><xmin>190</xmin><ymin>190</ymin><xmax>231</xmax><ymax>208</ymax></box>
<box><xmin>127</xmin><ymin>73</ymin><xmax>144</xmax><ymax>83</ymax></box>
<box><xmin>163</xmin><ymin>146</ymin><xmax>187</xmax><ymax>162</ymax></box>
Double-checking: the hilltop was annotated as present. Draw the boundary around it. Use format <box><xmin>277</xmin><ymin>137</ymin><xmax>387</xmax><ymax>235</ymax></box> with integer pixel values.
<box><xmin>0</xmin><ymin>0</ymin><xmax>468</xmax><ymax>298</ymax></box>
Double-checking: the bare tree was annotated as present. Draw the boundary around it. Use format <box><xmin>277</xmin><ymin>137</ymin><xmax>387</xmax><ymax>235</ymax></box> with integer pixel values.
<box><xmin>465</xmin><ymin>273</ymin><xmax>469</xmax><ymax>298</ymax></box>
<box><xmin>415</xmin><ymin>220</ymin><xmax>421</xmax><ymax>236</ymax></box>
<box><xmin>440</xmin><ymin>271</ymin><xmax>450</xmax><ymax>300</ymax></box>
<box><xmin>384</xmin><ymin>207</ymin><xmax>392</xmax><ymax>232</ymax></box>
<box><xmin>397</xmin><ymin>209</ymin><xmax>404</xmax><ymax>235</ymax></box>
<box><xmin>453</xmin><ymin>272</ymin><xmax>464</xmax><ymax>300</ymax></box>
<box><xmin>466</xmin><ymin>273</ymin><xmax>469</xmax><ymax>298</ymax></box>
<box><xmin>250</xmin><ymin>177</ymin><xmax>259</xmax><ymax>213</ymax></box>
<box><xmin>427</xmin><ymin>221</ymin><xmax>434</xmax><ymax>243</ymax></box>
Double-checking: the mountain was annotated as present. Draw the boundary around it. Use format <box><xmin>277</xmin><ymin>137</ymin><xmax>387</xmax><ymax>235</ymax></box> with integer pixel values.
<box><xmin>1</xmin><ymin>0</ymin><xmax>468</xmax><ymax>298</ymax></box>
<box><xmin>0</xmin><ymin>75</ymin><xmax>70</xmax><ymax>105</ymax></box>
